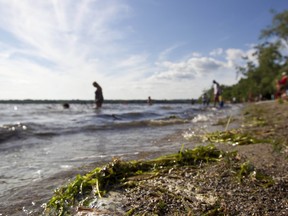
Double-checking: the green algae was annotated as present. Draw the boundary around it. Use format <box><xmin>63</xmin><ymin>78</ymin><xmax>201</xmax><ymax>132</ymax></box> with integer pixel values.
<box><xmin>203</xmin><ymin>203</ymin><xmax>225</xmax><ymax>216</ymax></box>
<box><xmin>243</xmin><ymin>105</ymin><xmax>268</xmax><ymax>127</ymax></box>
<box><xmin>237</xmin><ymin>161</ymin><xmax>255</xmax><ymax>181</ymax></box>
<box><xmin>236</xmin><ymin>161</ymin><xmax>274</xmax><ymax>187</ymax></box>
<box><xmin>248</xmin><ymin>116</ymin><xmax>267</xmax><ymax>127</ymax></box>
<box><xmin>202</xmin><ymin>129</ymin><xmax>267</xmax><ymax>146</ymax></box>
<box><xmin>43</xmin><ymin>143</ymin><xmax>276</xmax><ymax>215</ymax></box>
<box><xmin>44</xmin><ymin>145</ymin><xmax>223</xmax><ymax>215</ymax></box>
<box><xmin>243</xmin><ymin>103</ymin><xmax>288</xmax><ymax>152</ymax></box>
<box><xmin>272</xmin><ymin>137</ymin><xmax>288</xmax><ymax>153</ymax></box>
<box><xmin>125</xmin><ymin>208</ymin><xmax>136</xmax><ymax>216</ymax></box>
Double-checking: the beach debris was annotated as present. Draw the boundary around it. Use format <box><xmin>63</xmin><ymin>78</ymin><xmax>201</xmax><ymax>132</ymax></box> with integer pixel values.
<box><xmin>225</xmin><ymin>115</ymin><xmax>232</xmax><ymax>131</ymax></box>
<box><xmin>202</xmin><ymin>129</ymin><xmax>266</xmax><ymax>146</ymax></box>
<box><xmin>43</xmin><ymin>145</ymin><xmax>223</xmax><ymax>215</ymax></box>
<box><xmin>43</xmin><ymin>142</ymin><xmax>277</xmax><ymax>215</ymax></box>
<box><xmin>237</xmin><ymin>161</ymin><xmax>274</xmax><ymax>186</ymax></box>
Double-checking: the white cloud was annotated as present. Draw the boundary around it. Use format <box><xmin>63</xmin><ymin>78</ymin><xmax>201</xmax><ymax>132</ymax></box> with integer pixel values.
<box><xmin>280</xmin><ymin>39</ymin><xmax>288</xmax><ymax>58</ymax></box>
<box><xmin>209</xmin><ymin>48</ymin><xmax>223</xmax><ymax>56</ymax></box>
<box><xmin>225</xmin><ymin>48</ymin><xmax>245</xmax><ymax>67</ymax></box>
<box><xmin>116</xmin><ymin>54</ymin><xmax>148</xmax><ymax>69</ymax></box>
<box><xmin>224</xmin><ymin>47</ymin><xmax>258</xmax><ymax>68</ymax></box>
<box><xmin>0</xmin><ymin>0</ymin><xmax>134</xmax><ymax>99</ymax></box>
<box><xmin>191</xmin><ymin>52</ymin><xmax>202</xmax><ymax>57</ymax></box>
<box><xmin>151</xmin><ymin>57</ymin><xmax>225</xmax><ymax>81</ymax></box>
<box><xmin>226</xmin><ymin>49</ymin><xmax>244</xmax><ymax>60</ymax></box>
<box><xmin>140</xmin><ymin>46</ymin><xmax>260</xmax><ymax>99</ymax></box>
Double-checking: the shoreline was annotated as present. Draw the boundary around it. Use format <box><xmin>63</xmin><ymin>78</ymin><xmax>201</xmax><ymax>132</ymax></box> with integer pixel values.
<box><xmin>0</xmin><ymin>104</ymin><xmax>236</xmax><ymax>215</ymax></box>
<box><xmin>47</xmin><ymin>102</ymin><xmax>287</xmax><ymax>215</ymax></box>
<box><xmin>1</xmin><ymin>102</ymin><xmax>287</xmax><ymax>215</ymax></box>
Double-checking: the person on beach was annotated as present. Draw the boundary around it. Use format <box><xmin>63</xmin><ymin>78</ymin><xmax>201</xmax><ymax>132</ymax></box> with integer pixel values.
<box><xmin>276</xmin><ymin>72</ymin><xmax>288</xmax><ymax>98</ymax></box>
<box><xmin>93</xmin><ymin>81</ymin><xmax>104</xmax><ymax>108</ymax></box>
<box><xmin>213</xmin><ymin>80</ymin><xmax>221</xmax><ymax>107</ymax></box>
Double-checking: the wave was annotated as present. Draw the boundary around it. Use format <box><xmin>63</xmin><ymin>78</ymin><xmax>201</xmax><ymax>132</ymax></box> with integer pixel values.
<box><xmin>0</xmin><ymin>115</ymin><xmax>193</xmax><ymax>145</ymax></box>
<box><xmin>0</xmin><ymin>104</ymin><xmax>205</xmax><ymax>145</ymax></box>
<box><xmin>0</xmin><ymin>122</ymin><xmax>70</xmax><ymax>145</ymax></box>
<box><xmin>0</xmin><ymin>123</ymin><xmax>31</xmax><ymax>144</ymax></box>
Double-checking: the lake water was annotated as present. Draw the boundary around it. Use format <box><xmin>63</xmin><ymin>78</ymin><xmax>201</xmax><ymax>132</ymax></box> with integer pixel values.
<box><xmin>0</xmin><ymin>102</ymin><xmax>240</xmax><ymax>215</ymax></box>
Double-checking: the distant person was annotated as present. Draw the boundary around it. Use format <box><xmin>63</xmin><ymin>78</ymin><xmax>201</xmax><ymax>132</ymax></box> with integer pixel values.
<box><xmin>62</xmin><ymin>103</ymin><xmax>70</xmax><ymax>109</ymax></box>
<box><xmin>219</xmin><ymin>95</ymin><xmax>224</xmax><ymax>108</ymax></box>
<box><xmin>202</xmin><ymin>93</ymin><xmax>209</xmax><ymax>106</ymax></box>
<box><xmin>276</xmin><ymin>72</ymin><xmax>288</xmax><ymax>98</ymax></box>
<box><xmin>213</xmin><ymin>80</ymin><xmax>221</xmax><ymax>107</ymax></box>
<box><xmin>147</xmin><ymin>96</ymin><xmax>153</xmax><ymax>105</ymax></box>
<box><xmin>93</xmin><ymin>81</ymin><xmax>104</xmax><ymax>108</ymax></box>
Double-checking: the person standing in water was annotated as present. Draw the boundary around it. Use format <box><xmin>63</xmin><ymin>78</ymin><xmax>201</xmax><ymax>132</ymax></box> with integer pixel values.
<box><xmin>213</xmin><ymin>80</ymin><xmax>221</xmax><ymax>107</ymax></box>
<box><xmin>147</xmin><ymin>96</ymin><xmax>153</xmax><ymax>105</ymax></box>
<box><xmin>93</xmin><ymin>81</ymin><xmax>104</xmax><ymax>108</ymax></box>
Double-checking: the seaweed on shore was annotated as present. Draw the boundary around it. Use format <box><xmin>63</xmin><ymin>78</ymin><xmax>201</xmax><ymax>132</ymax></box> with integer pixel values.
<box><xmin>202</xmin><ymin>129</ymin><xmax>268</xmax><ymax>146</ymax></box>
<box><xmin>43</xmin><ymin>145</ymin><xmax>223</xmax><ymax>215</ymax></box>
<box><xmin>236</xmin><ymin>161</ymin><xmax>274</xmax><ymax>187</ymax></box>
<box><xmin>243</xmin><ymin>103</ymin><xmax>288</xmax><ymax>152</ymax></box>
<box><xmin>43</xmin><ymin>143</ymin><xmax>276</xmax><ymax>215</ymax></box>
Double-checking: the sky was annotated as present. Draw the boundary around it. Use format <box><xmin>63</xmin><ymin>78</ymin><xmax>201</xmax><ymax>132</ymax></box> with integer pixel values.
<box><xmin>0</xmin><ymin>0</ymin><xmax>287</xmax><ymax>100</ymax></box>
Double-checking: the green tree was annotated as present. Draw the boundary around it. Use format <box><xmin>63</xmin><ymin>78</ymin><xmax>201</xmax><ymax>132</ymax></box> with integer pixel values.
<box><xmin>200</xmin><ymin>10</ymin><xmax>288</xmax><ymax>102</ymax></box>
<box><xmin>261</xmin><ymin>10</ymin><xmax>288</xmax><ymax>43</ymax></box>
<box><xmin>230</xmin><ymin>10</ymin><xmax>288</xmax><ymax>101</ymax></box>
<box><xmin>260</xmin><ymin>10</ymin><xmax>288</xmax><ymax>72</ymax></box>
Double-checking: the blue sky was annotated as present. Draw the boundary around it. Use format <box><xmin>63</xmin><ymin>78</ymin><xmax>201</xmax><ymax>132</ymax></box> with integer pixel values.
<box><xmin>0</xmin><ymin>0</ymin><xmax>287</xmax><ymax>100</ymax></box>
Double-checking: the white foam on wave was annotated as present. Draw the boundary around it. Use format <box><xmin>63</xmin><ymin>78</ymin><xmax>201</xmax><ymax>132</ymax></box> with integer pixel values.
<box><xmin>192</xmin><ymin>114</ymin><xmax>209</xmax><ymax>123</ymax></box>
<box><xmin>70</xmin><ymin>155</ymin><xmax>107</xmax><ymax>161</ymax></box>
<box><xmin>182</xmin><ymin>130</ymin><xmax>196</xmax><ymax>140</ymax></box>
<box><xmin>60</xmin><ymin>165</ymin><xmax>73</xmax><ymax>169</ymax></box>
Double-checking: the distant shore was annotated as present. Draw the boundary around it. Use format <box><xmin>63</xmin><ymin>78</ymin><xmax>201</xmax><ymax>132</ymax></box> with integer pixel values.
<box><xmin>0</xmin><ymin>99</ymin><xmax>196</xmax><ymax>104</ymax></box>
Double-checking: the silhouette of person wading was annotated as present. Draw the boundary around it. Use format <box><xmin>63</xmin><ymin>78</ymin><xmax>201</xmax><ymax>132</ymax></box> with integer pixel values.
<box><xmin>93</xmin><ymin>81</ymin><xmax>104</xmax><ymax>109</ymax></box>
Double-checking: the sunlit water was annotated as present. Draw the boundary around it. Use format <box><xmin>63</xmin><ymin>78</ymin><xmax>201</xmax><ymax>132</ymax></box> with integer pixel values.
<box><xmin>0</xmin><ymin>102</ymin><xmax>241</xmax><ymax>210</ymax></box>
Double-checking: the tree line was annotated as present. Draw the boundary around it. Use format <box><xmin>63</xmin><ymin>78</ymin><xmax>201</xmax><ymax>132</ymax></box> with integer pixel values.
<box><xmin>203</xmin><ymin>10</ymin><xmax>288</xmax><ymax>103</ymax></box>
